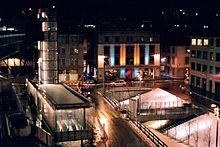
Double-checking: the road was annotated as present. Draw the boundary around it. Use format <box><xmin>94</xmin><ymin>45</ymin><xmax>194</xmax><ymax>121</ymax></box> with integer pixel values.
<box><xmin>91</xmin><ymin>92</ymin><xmax>149</xmax><ymax>147</ymax></box>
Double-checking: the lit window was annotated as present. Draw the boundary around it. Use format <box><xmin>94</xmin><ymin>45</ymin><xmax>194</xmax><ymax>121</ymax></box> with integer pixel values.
<box><xmin>203</xmin><ymin>39</ymin><xmax>208</xmax><ymax>46</ymax></box>
<box><xmin>197</xmin><ymin>39</ymin><xmax>202</xmax><ymax>46</ymax></box>
<box><xmin>150</xmin><ymin>37</ymin><xmax>153</xmax><ymax>42</ymax></box>
<box><xmin>191</xmin><ymin>39</ymin><xmax>196</xmax><ymax>45</ymax></box>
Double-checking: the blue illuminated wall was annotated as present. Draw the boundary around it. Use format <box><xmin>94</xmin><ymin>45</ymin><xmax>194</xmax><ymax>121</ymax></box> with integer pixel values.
<box><xmin>145</xmin><ymin>44</ymin><xmax>149</xmax><ymax>65</ymax></box>
<box><xmin>120</xmin><ymin>68</ymin><xmax>125</xmax><ymax>78</ymax></box>
<box><xmin>110</xmin><ymin>46</ymin><xmax>115</xmax><ymax>66</ymax></box>
<box><xmin>134</xmin><ymin>68</ymin><xmax>139</xmax><ymax>78</ymax></box>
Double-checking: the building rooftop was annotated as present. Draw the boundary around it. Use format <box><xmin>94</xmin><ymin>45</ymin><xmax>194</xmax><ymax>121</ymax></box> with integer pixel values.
<box><xmin>38</xmin><ymin>84</ymin><xmax>91</xmax><ymax>109</ymax></box>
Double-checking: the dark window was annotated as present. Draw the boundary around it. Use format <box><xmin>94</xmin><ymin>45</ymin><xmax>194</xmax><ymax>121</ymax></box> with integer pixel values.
<box><xmin>185</xmin><ymin>57</ymin><xmax>189</xmax><ymax>64</ymax></box>
<box><xmin>197</xmin><ymin>63</ymin><xmax>201</xmax><ymax>71</ymax></box>
<box><xmin>216</xmin><ymin>53</ymin><xmax>220</xmax><ymax>62</ymax></box>
<box><xmin>126</xmin><ymin>36</ymin><xmax>133</xmax><ymax>42</ymax></box>
<box><xmin>172</xmin><ymin>57</ymin><xmax>175</xmax><ymax>64</ymax></box>
<box><xmin>203</xmin><ymin>51</ymin><xmax>208</xmax><ymax>59</ymax></box>
<box><xmin>115</xmin><ymin>46</ymin><xmax>120</xmax><ymax>65</ymax></box>
<box><xmin>210</xmin><ymin>66</ymin><xmax>213</xmax><ymax>74</ymax></box>
<box><xmin>104</xmin><ymin>36</ymin><xmax>109</xmax><ymax>43</ymax></box>
<box><xmin>191</xmin><ymin>62</ymin><xmax>195</xmax><ymax>70</ymax></box>
<box><xmin>126</xmin><ymin>46</ymin><xmax>134</xmax><ymax>65</ymax></box>
<box><xmin>149</xmin><ymin>45</ymin><xmax>155</xmax><ymax>54</ymax></box>
<box><xmin>150</xmin><ymin>56</ymin><xmax>154</xmax><ymax>64</ymax></box>
<box><xmin>216</xmin><ymin>67</ymin><xmax>220</xmax><ymax>74</ymax></box>
<box><xmin>104</xmin><ymin>46</ymin><xmax>110</xmax><ymax>56</ymax></box>
<box><xmin>202</xmin><ymin>65</ymin><xmax>207</xmax><ymax>72</ymax></box>
<box><xmin>140</xmin><ymin>45</ymin><xmax>145</xmax><ymax>64</ymax></box>
<box><xmin>216</xmin><ymin>39</ymin><xmax>220</xmax><ymax>47</ymax></box>
<box><xmin>196</xmin><ymin>77</ymin><xmax>200</xmax><ymax>87</ymax></box>
<box><xmin>197</xmin><ymin>51</ymin><xmax>202</xmax><ymax>58</ymax></box>
<box><xmin>191</xmin><ymin>75</ymin><xmax>195</xmax><ymax>86</ymax></box>
<box><xmin>191</xmin><ymin>50</ymin><xmax>196</xmax><ymax>57</ymax></box>
<box><xmin>210</xmin><ymin>52</ymin><xmax>214</xmax><ymax>60</ymax></box>
<box><xmin>172</xmin><ymin>47</ymin><xmax>175</xmax><ymax>54</ymax></box>
<box><xmin>210</xmin><ymin>38</ymin><xmax>214</xmax><ymax>46</ymax></box>
<box><xmin>115</xmin><ymin>36</ymin><xmax>119</xmax><ymax>43</ymax></box>
<box><xmin>166</xmin><ymin>56</ymin><xmax>170</xmax><ymax>64</ymax></box>
<box><xmin>66</xmin><ymin>35</ymin><xmax>69</xmax><ymax>44</ymax></box>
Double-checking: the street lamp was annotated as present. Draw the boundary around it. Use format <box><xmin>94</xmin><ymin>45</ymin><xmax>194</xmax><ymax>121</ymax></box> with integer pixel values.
<box><xmin>211</xmin><ymin>103</ymin><xmax>219</xmax><ymax>147</ymax></box>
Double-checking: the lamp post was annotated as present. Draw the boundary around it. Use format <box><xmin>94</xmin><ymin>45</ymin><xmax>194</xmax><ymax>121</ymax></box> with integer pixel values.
<box><xmin>211</xmin><ymin>104</ymin><xmax>219</xmax><ymax>147</ymax></box>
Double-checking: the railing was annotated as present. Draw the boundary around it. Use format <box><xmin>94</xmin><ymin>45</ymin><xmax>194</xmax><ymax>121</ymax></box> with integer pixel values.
<box><xmin>128</xmin><ymin>114</ymin><xmax>168</xmax><ymax>147</ymax></box>
<box><xmin>55</xmin><ymin>129</ymin><xmax>94</xmax><ymax>142</ymax></box>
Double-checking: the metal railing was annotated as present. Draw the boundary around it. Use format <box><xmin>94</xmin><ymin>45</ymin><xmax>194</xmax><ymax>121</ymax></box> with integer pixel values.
<box><xmin>128</xmin><ymin>114</ymin><xmax>168</xmax><ymax>147</ymax></box>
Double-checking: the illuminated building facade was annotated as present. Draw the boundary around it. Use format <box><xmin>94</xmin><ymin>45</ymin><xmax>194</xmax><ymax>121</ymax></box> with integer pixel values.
<box><xmin>38</xmin><ymin>9</ymin><xmax>58</xmax><ymax>84</ymax></box>
<box><xmin>161</xmin><ymin>46</ymin><xmax>190</xmax><ymax>79</ymax></box>
<box><xmin>97</xmin><ymin>31</ymin><xmax>160</xmax><ymax>80</ymax></box>
<box><xmin>190</xmin><ymin>37</ymin><xmax>220</xmax><ymax>98</ymax></box>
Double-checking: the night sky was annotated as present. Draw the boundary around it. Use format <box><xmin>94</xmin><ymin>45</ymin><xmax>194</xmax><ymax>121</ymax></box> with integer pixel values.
<box><xmin>0</xmin><ymin>0</ymin><xmax>219</xmax><ymax>20</ymax></box>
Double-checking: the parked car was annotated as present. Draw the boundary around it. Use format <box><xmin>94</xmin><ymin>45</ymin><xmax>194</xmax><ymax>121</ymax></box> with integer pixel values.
<box><xmin>109</xmin><ymin>80</ymin><xmax>127</xmax><ymax>87</ymax></box>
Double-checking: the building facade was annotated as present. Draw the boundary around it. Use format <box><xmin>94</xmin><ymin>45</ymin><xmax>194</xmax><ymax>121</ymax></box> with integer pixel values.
<box><xmin>58</xmin><ymin>34</ymin><xmax>87</xmax><ymax>82</ymax></box>
<box><xmin>190</xmin><ymin>37</ymin><xmax>220</xmax><ymax>97</ymax></box>
<box><xmin>97</xmin><ymin>31</ymin><xmax>160</xmax><ymax>80</ymax></box>
<box><xmin>161</xmin><ymin>46</ymin><xmax>190</xmax><ymax>79</ymax></box>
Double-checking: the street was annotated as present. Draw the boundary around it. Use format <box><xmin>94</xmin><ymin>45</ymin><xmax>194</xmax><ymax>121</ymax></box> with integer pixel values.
<box><xmin>91</xmin><ymin>92</ymin><xmax>148</xmax><ymax>147</ymax></box>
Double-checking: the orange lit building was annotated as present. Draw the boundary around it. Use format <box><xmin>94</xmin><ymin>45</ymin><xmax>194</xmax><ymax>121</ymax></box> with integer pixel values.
<box><xmin>161</xmin><ymin>46</ymin><xmax>190</xmax><ymax>79</ymax></box>
<box><xmin>97</xmin><ymin>31</ymin><xmax>160</xmax><ymax>80</ymax></box>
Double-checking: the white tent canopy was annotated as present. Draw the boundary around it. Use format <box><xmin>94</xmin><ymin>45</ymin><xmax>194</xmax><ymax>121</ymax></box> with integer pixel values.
<box><xmin>139</xmin><ymin>88</ymin><xmax>186</xmax><ymax>109</ymax></box>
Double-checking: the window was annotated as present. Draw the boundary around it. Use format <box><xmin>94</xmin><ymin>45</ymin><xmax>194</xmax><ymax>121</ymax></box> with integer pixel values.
<box><xmin>210</xmin><ymin>66</ymin><xmax>213</xmax><ymax>74</ymax></box>
<box><xmin>126</xmin><ymin>46</ymin><xmax>134</xmax><ymax>65</ymax></box>
<box><xmin>140</xmin><ymin>45</ymin><xmax>145</xmax><ymax>64</ymax></box>
<box><xmin>203</xmin><ymin>39</ymin><xmax>208</xmax><ymax>46</ymax></box>
<box><xmin>216</xmin><ymin>67</ymin><xmax>220</xmax><ymax>74</ymax></box>
<box><xmin>104</xmin><ymin>46</ymin><xmax>110</xmax><ymax>56</ymax></box>
<box><xmin>210</xmin><ymin>38</ymin><xmax>214</xmax><ymax>46</ymax></box>
<box><xmin>197</xmin><ymin>51</ymin><xmax>202</xmax><ymax>58</ymax></box>
<box><xmin>202</xmin><ymin>51</ymin><xmax>208</xmax><ymax>59</ymax></box>
<box><xmin>191</xmin><ymin>50</ymin><xmax>196</xmax><ymax>57</ymax></box>
<box><xmin>197</xmin><ymin>39</ymin><xmax>202</xmax><ymax>46</ymax></box>
<box><xmin>150</xmin><ymin>56</ymin><xmax>154</xmax><ymax>64</ymax></box>
<box><xmin>149</xmin><ymin>37</ymin><xmax>153</xmax><ymax>42</ymax></box>
<box><xmin>141</xmin><ymin>36</ymin><xmax>144</xmax><ymax>42</ymax></box>
<box><xmin>115</xmin><ymin>36</ymin><xmax>119</xmax><ymax>43</ymax></box>
<box><xmin>197</xmin><ymin>63</ymin><xmax>201</xmax><ymax>71</ymax></box>
<box><xmin>216</xmin><ymin>39</ymin><xmax>220</xmax><ymax>47</ymax></box>
<box><xmin>126</xmin><ymin>36</ymin><xmax>133</xmax><ymax>42</ymax></box>
<box><xmin>104</xmin><ymin>36</ymin><xmax>109</xmax><ymax>43</ymax></box>
<box><xmin>191</xmin><ymin>62</ymin><xmax>195</xmax><ymax>70</ymax></box>
<box><xmin>216</xmin><ymin>53</ymin><xmax>220</xmax><ymax>62</ymax></box>
<box><xmin>172</xmin><ymin>57</ymin><xmax>175</xmax><ymax>64</ymax></box>
<box><xmin>60</xmin><ymin>47</ymin><xmax>65</xmax><ymax>55</ymax></box>
<box><xmin>210</xmin><ymin>52</ymin><xmax>214</xmax><ymax>60</ymax></box>
<box><xmin>149</xmin><ymin>45</ymin><xmax>155</xmax><ymax>54</ymax></box>
<box><xmin>191</xmin><ymin>75</ymin><xmax>195</xmax><ymax>86</ymax></box>
<box><xmin>172</xmin><ymin>47</ymin><xmax>175</xmax><ymax>54</ymax></box>
<box><xmin>185</xmin><ymin>57</ymin><xmax>189</xmax><ymax>64</ymax></box>
<box><xmin>202</xmin><ymin>65</ymin><xmax>207</xmax><ymax>72</ymax></box>
<box><xmin>191</xmin><ymin>39</ymin><xmax>196</xmax><ymax>45</ymax></box>
<box><xmin>196</xmin><ymin>77</ymin><xmax>200</xmax><ymax>87</ymax></box>
<box><xmin>115</xmin><ymin>46</ymin><xmax>120</xmax><ymax>65</ymax></box>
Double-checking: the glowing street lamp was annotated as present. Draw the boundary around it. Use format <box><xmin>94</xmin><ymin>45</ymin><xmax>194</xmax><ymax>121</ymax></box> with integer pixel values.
<box><xmin>211</xmin><ymin>103</ymin><xmax>219</xmax><ymax>147</ymax></box>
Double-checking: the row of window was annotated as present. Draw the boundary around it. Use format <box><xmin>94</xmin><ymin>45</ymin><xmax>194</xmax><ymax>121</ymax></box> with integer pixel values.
<box><xmin>191</xmin><ymin>50</ymin><xmax>220</xmax><ymax>61</ymax></box>
<box><xmin>58</xmin><ymin>35</ymin><xmax>85</xmax><ymax>44</ymax></box>
<box><xmin>59</xmin><ymin>58</ymin><xmax>78</xmax><ymax>66</ymax></box>
<box><xmin>103</xmin><ymin>36</ymin><xmax>154</xmax><ymax>43</ymax></box>
<box><xmin>0</xmin><ymin>35</ymin><xmax>25</xmax><ymax>46</ymax></box>
<box><xmin>58</xmin><ymin>47</ymin><xmax>79</xmax><ymax>55</ymax></box>
<box><xmin>191</xmin><ymin>62</ymin><xmax>220</xmax><ymax>74</ymax></box>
